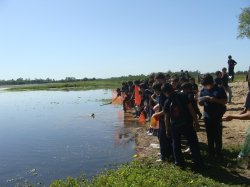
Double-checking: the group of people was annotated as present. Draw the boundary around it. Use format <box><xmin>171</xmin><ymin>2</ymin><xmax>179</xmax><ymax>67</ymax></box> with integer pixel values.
<box><xmin>114</xmin><ymin>56</ymin><xmax>250</xmax><ymax>169</ymax></box>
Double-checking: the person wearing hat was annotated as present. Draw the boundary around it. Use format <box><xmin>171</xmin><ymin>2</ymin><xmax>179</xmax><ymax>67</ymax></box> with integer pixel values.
<box><xmin>227</xmin><ymin>55</ymin><xmax>237</xmax><ymax>81</ymax></box>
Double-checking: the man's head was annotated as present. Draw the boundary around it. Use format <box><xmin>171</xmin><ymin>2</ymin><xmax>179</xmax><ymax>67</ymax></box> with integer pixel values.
<box><xmin>222</xmin><ymin>67</ymin><xmax>227</xmax><ymax>73</ymax></box>
<box><xmin>181</xmin><ymin>82</ymin><xmax>193</xmax><ymax>93</ymax></box>
<box><xmin>189</xmin><ymin>77</ymin><xmax>195</xmax><ymax>84</ymax></box>
<box><xmin>215</xmin><ymin>71</ymin><xmax>222</xmax><ymax>78</ymax></box>
<box><xmin>161</xmin><ymin>83</ymin><xmax>174</xmax><ymax>97</ymax></box>
<box><xmin>152</xmin><ymin>82</ymin><xmax>162</xmax><ymax>96</ymax></box>
<box><xmin>201</xmin><ymin>73</ymin><xmax>214</xmax><ymax>90</ymax></box>
<box><xmin>228</xmin><ymin>55</ymin><xmax>232</xmax><ymax>59</ymax></box>
<box><xmin>171</xmin><ymin>77</ymin><xmax>179</xmax><ymax>89</ymax></box>
<box><xmin>155</xmin><ymin>72</ymin><xmax>166</xmax><ymax>84</ymax></box>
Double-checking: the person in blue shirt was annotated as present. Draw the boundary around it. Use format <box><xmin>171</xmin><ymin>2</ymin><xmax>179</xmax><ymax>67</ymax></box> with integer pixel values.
<box><xmin>199</xmin><ymin>74</ymin><xmax>227</xmax><ymax>159</ymax></box>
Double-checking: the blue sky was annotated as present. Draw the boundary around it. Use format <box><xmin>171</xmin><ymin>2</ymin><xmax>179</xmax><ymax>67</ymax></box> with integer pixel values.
<box><xmin>0</xmin><ymin>0</ymin><xmax>249</xmax><ymax>80</ymax></box>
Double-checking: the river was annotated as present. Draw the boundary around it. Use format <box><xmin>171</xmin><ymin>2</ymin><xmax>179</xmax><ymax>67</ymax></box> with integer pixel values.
<box><xmin>0</xmin><ymin>89</ymin><xmax>135</xmax><ymax>186</ymax></box>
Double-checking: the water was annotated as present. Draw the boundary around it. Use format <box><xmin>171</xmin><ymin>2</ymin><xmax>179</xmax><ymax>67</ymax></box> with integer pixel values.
<box><xmin>0</xmin><ymin>90</ymin><xmax>135</xmax><ymax>186</ymax></box>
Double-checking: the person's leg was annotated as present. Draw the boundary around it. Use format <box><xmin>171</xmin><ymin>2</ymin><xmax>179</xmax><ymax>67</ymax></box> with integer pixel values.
<box><xmin>194</xmin><ymin>101</ymin><xmax>202</xmax><ymax>119</ymax></box>
<box><xmin>204</xmin><ymin>118</ymin><xmax>215</xmax><ymax>157</ymax></box>
<box><xmin>172</xmin><ymin>127</ymin><xmax>184</xmax><ymax>166</ymax></box>
<box><xmin>214</xmin><ymin>118</ymin><xmax>223</xmax><ymax>158</ymax></box>
<box><xmin>248</xmin><ymin>82</ymin><xmax>250</xmax><ymax>91</ymax></box>
<box><xmin>122</xmin><ymin>97</ymin><xmax>127</xmax><ymax>112</ymax></box>
<box><xmin>158</xmin><ymin>119</ymin><xmax>172</xmax><ymax>160</ymax></box>
<box><xmin>229</xmin><ymin>69</ymin><xmax>233</xmax><ymax>81</ymax></box>
<box><xmin>226</xmin><ymin>87</ymin><xmax>232</xmax><ymax>103</ymax></box>
<box><xmin>183</xmin><ymin>125</ymin><xmax>203</xmax><ymax>167</ymax></box>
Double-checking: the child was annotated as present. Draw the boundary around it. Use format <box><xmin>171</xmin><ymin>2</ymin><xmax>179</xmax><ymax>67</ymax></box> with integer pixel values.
<box><xmin>151</xmin><ymin>73</ymin><xmax>172</xmax><ymax>162</ymax></box>
<box><xmin>222</xmin><ymin>67</ymin><xmax>232</xmax><ymax>103</ymax></box>
<box><xmin>199</xmin><ymin>74</ymin><xmax>227</xmax><ymax>159</ymax></box>
<box><xmin>214</xmin><ymin>71</ymin><xmax>223</xmax><ymax>87</ymax></box>
<box><xmin>162</xmin><ymin>83</ymin><xmax>203</xmax><ymax>168</ymax></box>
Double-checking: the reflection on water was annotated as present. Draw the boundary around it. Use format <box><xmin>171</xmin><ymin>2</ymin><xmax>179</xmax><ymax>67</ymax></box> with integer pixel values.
<box><xmin>0</xmin><ymin>90</ymin><xmax>135</xmax><ymax>186</ymax></box>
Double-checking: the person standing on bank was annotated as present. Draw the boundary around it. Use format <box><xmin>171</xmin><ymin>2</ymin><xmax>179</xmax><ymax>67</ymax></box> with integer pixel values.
<box><xmin>222</xmin><ymin>67</ymin><xmax>233</xmax><ymax>103</ymax></box>
<box><xmin>162</xmin><ymin>83</ymin><xmax>203</xmax><ymax>168</ymax></box>
<box><xmin>199</xmin><ymin>74</ymin><xmax>227</xmax><ymax>160</ymax></box>
<box><xmin>227</xmin><ymin>55</ymin><xmax>237</xmax><ymax>82</ymax></box>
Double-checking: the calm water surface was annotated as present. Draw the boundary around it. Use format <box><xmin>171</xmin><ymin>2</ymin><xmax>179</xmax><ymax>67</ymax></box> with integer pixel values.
<box><xmin>0</xmin><ymin>90</ymin><xmax>135</xmax><ymax>186</ymax></box>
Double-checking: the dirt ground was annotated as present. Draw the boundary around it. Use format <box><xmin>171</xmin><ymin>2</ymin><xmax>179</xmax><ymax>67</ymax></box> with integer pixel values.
<box><xmin>125</xmin><ymin>81</ymin><xmax>250</xmax><ymax>185</ymax></box>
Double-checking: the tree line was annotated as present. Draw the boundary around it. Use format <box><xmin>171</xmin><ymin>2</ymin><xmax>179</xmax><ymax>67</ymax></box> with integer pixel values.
<box><xmin>0</xmin><ymin>70</ymin><xmax>248</xmax><ymax>86</ymax></box>
<box><xmin>0</xmin><ymin>77</ymin><xmax>96</xmax><ymax>86</ymax></box>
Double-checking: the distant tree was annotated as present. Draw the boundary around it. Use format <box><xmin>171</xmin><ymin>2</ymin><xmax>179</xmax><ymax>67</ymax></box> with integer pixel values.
<box><xmin>238</xmin><ymin>7</ymin><xmax>250</xmax><ymax>39</ymax></box>
<box><xmin>65</xmin><ymin>77</ymin><xmax>76</xmax><ymax>82</ymax></box>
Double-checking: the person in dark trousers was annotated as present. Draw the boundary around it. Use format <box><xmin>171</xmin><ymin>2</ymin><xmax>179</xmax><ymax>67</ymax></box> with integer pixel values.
<box><xmin>222</xmin><ymin>67</ymin><xmax>232</xmax><ymax>103</ymax></box>
<box><xmin>152</xmin><ymin>73</ymin><xmax>172</xmax><ymax>161</ymax></box>
<box><xmin>199</xmin><ymin>74</ymin><xmax>227</xmax><ymax>159</ymax></box>
<box><xmin>162</xmin><ymin>83</ymin><xmax>203</xmax><ymax>168</ymax></box>
<box><xmin>227</xmin><ymin>55</ymin><xmax>237</xmax><ymax>81</ymax></box>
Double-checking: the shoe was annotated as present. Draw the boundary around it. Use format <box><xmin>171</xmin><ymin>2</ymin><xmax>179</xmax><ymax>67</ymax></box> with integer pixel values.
<box><xmin>156</xmin><ymin>159</ymin><xmax>166</xmax><ymax>162</ymax></box>
<box><xmin>147</xmin><ymin>133</ymin><xmax>153</xmax><ymax>136</ymax></box>
<box><xmin>183</xmin><ymin>147</ymin><xmax>191</xmax><ymax>154</ymax></box>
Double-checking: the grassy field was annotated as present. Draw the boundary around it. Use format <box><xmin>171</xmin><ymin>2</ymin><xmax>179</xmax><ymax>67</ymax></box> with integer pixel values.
<box><xmin>7</xmin><ymin>80</ymin><xmax>122</xmax><ymax>91</ymax></box>
<box><xmin>6</xmin><ymin>74</ymin><xmax>247</xmax><ymax>91</ymax></box>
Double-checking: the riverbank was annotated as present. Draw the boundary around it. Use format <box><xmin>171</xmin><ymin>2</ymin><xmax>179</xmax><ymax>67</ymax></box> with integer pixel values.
<box><xmin>130</xmin><ymin>81</ymin><xmax>250</xmax><ymax>186</ymax></box>
<box><xmin>50</xmin><ymin>81</ymin><xmax>250</xmax><ymax>186</ymax></box>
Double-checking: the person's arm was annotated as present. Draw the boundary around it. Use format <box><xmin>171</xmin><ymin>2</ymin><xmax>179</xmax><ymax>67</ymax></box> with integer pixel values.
<box><xmin>223</xmin><ymin>109</ymin><xmax>250</xmax><ymax>121</ymax></box>
<box><xmin>164</xmin><ymin>113</ymin><xmax>171</xmax><ymax>137</ymax></box>
<box><xmin>198</xmin><ymin>89</ymin><xmax>205</xmax><ymax>106</ymax></box>
<box><xmin>151</xmin><ymin>93</ymin><xmax>158</xmax><ymax>103</ymax></box>
<box><xmin>187</xmin><ymin>103</ymin><xmax>200</xmax><ymax>131</ymax></box>
<box><xmin>152</xmin><ymin>110</ymin><xmax>164</xmax><ymax>118</ymax></box>
<box><xmin>206</xmin><ymin>96</ymin><xmax>227</xmax><ymax>105</ymax></box>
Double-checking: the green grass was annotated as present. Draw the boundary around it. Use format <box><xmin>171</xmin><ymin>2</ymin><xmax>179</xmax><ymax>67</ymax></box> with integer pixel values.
<box><xmin>49</xmin><ymin>144</ymin><xmax>250</xmax><ymax>187</ymax></box>
<box><xmin>49</xmin><ymin>159</ymin><xmax>240</xmax><ymax>187</ymax></box>
<box><xmin>234</xmin><ymin>74</ymin><xmax>247</xmax><ymax>82</ymax></box>
<box><xmin>7</xmin><ymin>80</ymin><xmax>122</xmax><ymax>91</ymax></box>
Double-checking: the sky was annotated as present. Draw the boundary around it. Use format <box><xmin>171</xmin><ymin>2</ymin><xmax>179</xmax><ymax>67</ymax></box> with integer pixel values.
<box><xmin>0</xmin><ymin>0</ymin><xmax>249</xmax><ymax>80</ymax></box>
